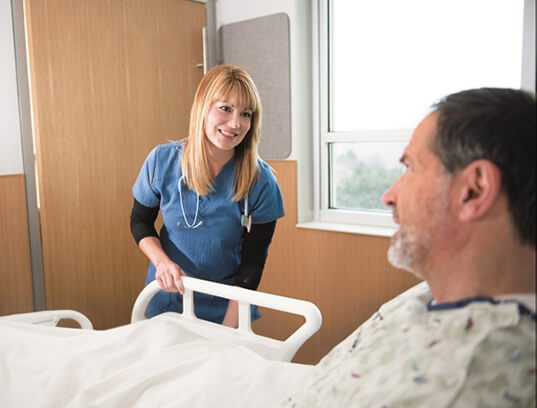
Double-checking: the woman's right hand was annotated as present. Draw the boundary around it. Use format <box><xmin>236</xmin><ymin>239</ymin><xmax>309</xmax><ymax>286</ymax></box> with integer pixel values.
<box><xmin>154</xmin><ymin>259</ymin><xmax>186</xmax><ymax>294</ymax></box>
<box><xmin>137</xmin><ymin>236</ymin><xmax>186</xmax><ymax>294</ymax></box>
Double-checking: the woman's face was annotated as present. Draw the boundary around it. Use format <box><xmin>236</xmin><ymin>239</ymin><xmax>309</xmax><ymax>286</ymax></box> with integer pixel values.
<box><xmin>204</xmin><ymin>93</ymin><xmax>253</xmax><ymax>157</ymax></box>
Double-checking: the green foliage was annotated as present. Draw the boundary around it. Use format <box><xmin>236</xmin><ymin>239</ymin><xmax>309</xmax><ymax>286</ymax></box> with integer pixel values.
<box><xmin>334</xmin><ymin>150</ymin><xmax>402</xmax><ymax>211</ymax></box>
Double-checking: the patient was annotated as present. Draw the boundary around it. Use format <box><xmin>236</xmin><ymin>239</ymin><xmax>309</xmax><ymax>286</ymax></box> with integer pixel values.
<box><xmin>284</xmin><ymin>88</ymin><xmax>536</xmax><ymax>407</ymax></box>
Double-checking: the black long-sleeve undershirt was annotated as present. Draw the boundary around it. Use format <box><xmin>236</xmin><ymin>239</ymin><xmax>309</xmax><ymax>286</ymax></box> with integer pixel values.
<box><xmin>130</xmin><ymin>199</ymin><xmax>159</xmax><ymax>243</ymax></box>
<box><xmin>234</xmin><ymin>220</ymin><xmax>276</xmax><ymax>290</ymax></box>
<box><xmin>129</xmin><ymin>198</ymin><xmax>276</xmax><ymax>290</ymax></box>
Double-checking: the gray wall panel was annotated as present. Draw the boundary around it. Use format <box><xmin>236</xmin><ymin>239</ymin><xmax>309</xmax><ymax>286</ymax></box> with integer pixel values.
<box><xmin>220</xmin><ymin>13</ymin><xmax>291</xmax><ymax>159</ymax></box>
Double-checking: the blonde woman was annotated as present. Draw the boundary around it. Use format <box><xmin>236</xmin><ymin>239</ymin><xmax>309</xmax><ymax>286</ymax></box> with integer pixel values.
<box><xmin>131</xmin><ymin>64</ymin><xmax>284</xmax><ymax>327</ymax></box>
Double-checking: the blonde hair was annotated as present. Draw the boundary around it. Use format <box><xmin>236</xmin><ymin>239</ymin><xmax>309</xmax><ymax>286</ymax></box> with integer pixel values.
<box><xmin>181</xmin><ymin>64</ymin><xmax>262</xmax><ymax>201</ymax></box>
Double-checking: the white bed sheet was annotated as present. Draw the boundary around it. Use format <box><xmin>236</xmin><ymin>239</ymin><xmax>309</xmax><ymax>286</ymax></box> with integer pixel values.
<box><xmin>0</xmin><ymin>315</ymin><xmax>312</xmax><ymax>407</ymax></box>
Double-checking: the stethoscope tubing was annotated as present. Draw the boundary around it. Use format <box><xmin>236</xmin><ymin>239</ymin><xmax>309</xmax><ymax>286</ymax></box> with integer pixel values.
<box><xmin>177</xmin><ymin>175</ymin><xmax>251</xmax><ymax>231</ymax></box>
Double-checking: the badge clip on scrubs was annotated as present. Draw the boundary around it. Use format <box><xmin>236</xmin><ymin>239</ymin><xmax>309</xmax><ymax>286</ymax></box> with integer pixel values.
<box><xmin>241</xmin><ymin>195</ymin><xmax>252</xmax><ymax>233</ymax></box>
<box><xmin>178</xmin><ymin>175</ymin><xmax>251</xmax><ymax>232</ymax></box>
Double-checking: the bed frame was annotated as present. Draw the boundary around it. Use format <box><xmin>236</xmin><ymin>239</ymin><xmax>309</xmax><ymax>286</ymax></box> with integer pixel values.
<box><xmin>131</xmin><ymin>278</ymin><xmax>322</xmax><ymax>361</ymax></box>
<box><xmin>0</xmin><ymin>309</ymin><xmax>94</xmax><ymax>329</ymax></box>
<box><xmin>1</xmin><ymin>277</ymin><xmax>322</xmax><ymax>362</ymax></box>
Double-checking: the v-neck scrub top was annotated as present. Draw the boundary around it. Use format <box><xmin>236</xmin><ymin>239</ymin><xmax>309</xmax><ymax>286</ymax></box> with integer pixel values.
<box><xmin>132</xmin><ymin>142</ymin><xmax>285</xmax><ymax>323</ymax></box>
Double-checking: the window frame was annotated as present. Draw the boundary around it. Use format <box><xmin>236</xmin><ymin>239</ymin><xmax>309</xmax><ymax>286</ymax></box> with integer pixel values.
<box><xmin>311</xmin><ymin>0</ymin><xmax>535</xmax><ymax>237</ymax></box>
<box><xmin>316</xmin><ymin>0</ymin><xmax>406</xmax><ymax>234</ymax></box>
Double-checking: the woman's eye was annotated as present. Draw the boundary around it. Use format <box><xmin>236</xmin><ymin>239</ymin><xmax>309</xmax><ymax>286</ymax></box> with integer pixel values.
<box><xmin>219</xmin><ymin>105</ymin><xmax>231</xmax><ymax>112</ymax></box>
<box><xmin>241</xmin><ymin>111</ymin><xmax>252</xmax><ymax>118</ymax></box>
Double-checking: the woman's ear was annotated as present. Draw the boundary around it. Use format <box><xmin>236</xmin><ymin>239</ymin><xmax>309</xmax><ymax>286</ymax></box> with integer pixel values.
<box><xmin>456</xmin><ymin>160</ymin><xmax>502</xmax><ymax>222</ymax></box>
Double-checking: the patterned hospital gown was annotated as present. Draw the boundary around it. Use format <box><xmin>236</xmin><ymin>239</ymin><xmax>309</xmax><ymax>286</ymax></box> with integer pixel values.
<box><xmin>283</xmin><ymin>282</ymin><xmax>536</xmax><ymax>408</ymax></box>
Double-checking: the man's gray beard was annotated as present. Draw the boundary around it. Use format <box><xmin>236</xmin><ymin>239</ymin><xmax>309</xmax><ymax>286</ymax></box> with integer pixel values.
<box><xmin>387</xmin><ymin>227</ymin><xmax>430</xmax><ymax>274</ymax></box>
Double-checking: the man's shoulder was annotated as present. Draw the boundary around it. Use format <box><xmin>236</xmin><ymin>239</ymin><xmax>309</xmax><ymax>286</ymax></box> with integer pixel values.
<box><xmin>379</xmin><ymin>281</ymin><xmax>431</xmax><ymax>313</ymax></box>
<box><xmin>453</xmin><ymin>306</ymin><xmax>535</xmax><ymax>407</ymax></box>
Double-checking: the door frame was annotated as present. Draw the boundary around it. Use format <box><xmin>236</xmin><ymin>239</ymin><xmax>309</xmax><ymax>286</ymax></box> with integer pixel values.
<box><xmin>11</xmin><ymin>0</ymin><xmax>217</xmax><ymax>313</ymax></box>
<box><xmin>11</xmin><ymin>0</ymin><xmax>45</xmax><ymax>310</ymax></box>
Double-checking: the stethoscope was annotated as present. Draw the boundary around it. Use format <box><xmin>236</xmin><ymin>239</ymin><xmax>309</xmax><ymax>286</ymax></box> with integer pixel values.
<box><xmin>177</xmin><ymin>175</ymin><xmax>252</xmax><ymax>232</ymax></box>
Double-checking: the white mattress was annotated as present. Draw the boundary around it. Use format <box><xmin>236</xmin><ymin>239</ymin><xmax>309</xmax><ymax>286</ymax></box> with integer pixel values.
<box><xmin>0</xmin><ymin>315</ymin><xmax>312</xmax><ymax>407</ymax></box>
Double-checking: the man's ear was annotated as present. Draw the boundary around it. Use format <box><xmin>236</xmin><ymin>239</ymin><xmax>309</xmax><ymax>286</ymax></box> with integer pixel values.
<box><xmin>455</xmin><ymin>160</ymin><xmax>502</xmax><ymax>222</ymax></box>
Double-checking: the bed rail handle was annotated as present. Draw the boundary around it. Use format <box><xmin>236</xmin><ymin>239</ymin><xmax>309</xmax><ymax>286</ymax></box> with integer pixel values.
<box><xmin>131</xmin><ymin>277</ymin><xmax>322</xmax><ymax>361</ymax></box>
<box><xmin>0</xmin><ymin>310</ymin><xmax>94</xmax><ymax>330</ymax></box>
<box><xmin>131</xmin><ymin>281</ymin><xmax>162</xmax><ymax>323</ymax></box>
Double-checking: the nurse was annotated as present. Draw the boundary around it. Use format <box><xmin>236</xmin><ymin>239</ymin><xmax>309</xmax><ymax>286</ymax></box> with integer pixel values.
<box><xmin>130</xmin><ymin>64</ymin><xmax>284</xmax><ymax>327</ymax></box>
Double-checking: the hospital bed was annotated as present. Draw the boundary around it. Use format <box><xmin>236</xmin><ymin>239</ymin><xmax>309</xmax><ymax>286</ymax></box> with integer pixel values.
<box><xmin>0</xmin><ymin>277</ymin><xmax>321</xmax><ymax>407</ymax></box>
<box><xmin>1</xmin><ymin>276</ymin><xmax>322</xmax><ymax>362</ymax></box>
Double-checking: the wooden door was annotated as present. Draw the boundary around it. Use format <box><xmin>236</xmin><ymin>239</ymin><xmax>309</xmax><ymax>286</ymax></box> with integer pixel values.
<box><xmin>25</xmin><ymin>0</ymin><xmax>205</xmax><ymax>328</ymax></box>
<box><xmin>0</xmin><ymin>175</ymin><xmax>34</xmax><ymax>314</ymax></box>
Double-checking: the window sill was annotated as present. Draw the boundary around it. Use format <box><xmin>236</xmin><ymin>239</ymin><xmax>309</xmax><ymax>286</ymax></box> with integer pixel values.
<box><xmin>296</xmin><ymin>221</ymin><xmax>396</xmax><ymax>238</ymax></box>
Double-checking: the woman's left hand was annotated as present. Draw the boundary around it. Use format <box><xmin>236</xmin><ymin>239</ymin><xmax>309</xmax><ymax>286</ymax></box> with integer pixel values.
<box><xmin>221</xmin><ymin>300</ymin><xmax>239</xmax><ymax>328</ymax></box>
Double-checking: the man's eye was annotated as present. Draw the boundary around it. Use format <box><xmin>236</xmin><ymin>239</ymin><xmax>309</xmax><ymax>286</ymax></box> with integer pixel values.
<box><xmin>398</xmin><ymin>161</ymin><xmax>409</xmax><ymax>173</ymax></box>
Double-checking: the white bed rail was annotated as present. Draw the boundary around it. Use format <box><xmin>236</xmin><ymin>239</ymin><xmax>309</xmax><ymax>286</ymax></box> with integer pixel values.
<box><xmin>0</xmin><ymin>310</ymin><xmax>93</xmax><ymax>330</ymax></box>
<box><xmin>131</xmin><ymin>277</ymin><xmax>322</xmax><ymax>362</ymax></box>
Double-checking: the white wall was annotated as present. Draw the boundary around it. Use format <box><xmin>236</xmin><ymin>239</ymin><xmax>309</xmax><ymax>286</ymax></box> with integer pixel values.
<box><xmin>215</xmin><ymin>0</ymin><xmax>314</xmax><ymax>221</ymax></box>
<box><xmin>0</xmin><ymin>0</ymin><xmax>24</xmax><ymax>176</ymax></box>
<box><xmin>522</xmin><ymin>0</ymin><xmax>536</xmax><ymax>91</ymax></box>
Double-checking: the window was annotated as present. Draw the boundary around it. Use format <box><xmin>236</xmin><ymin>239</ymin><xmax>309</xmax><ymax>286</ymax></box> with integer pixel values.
<box><xmin>314</xmin><ymin>0</ymin><xmax>533</xmax><ymax>235</ymax></box>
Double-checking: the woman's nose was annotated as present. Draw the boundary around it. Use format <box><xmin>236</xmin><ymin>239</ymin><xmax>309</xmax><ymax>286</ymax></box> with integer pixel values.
<box><xmin>228</xmin><ymin>113</ymin><xmax>240</xmax><ymax>129</ymax></box>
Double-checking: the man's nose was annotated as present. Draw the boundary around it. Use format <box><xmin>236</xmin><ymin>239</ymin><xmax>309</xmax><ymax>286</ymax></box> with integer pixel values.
<box><xmin>381</xmin><ymin>178</ymin><xmax>399</xmax><ymax>207</ymax></box>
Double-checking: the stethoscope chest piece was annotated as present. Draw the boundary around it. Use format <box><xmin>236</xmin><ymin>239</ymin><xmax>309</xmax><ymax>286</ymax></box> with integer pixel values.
<box><xmin>241</xmin><ymin>213</ymin><xmax>252</xmax><ymax>233</ymax></box>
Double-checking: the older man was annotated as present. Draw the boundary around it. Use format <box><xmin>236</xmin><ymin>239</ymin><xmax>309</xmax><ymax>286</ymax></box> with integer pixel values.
<box><xmin>286</xmin><ymin>88</ymin><xmax>535</xmax><ymax>407</ymax></box>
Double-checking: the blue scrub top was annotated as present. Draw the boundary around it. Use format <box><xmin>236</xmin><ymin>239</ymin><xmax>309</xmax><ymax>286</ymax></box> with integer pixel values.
<box><xmin>132</xmin><ymin>141</ymin><xmax>285</xmax><ymax>323</ymax></box>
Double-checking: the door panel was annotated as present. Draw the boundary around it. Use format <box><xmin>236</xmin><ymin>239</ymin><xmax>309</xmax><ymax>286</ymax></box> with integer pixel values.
<box><xmin>25</xmin><ymin>0</ymin><xmax>205</xmax><ymax>328</ymax></box>
<box><xmin>0</xmin><ymin>175</ymin><xmax>34</xmax><ymax>315</ymax></box>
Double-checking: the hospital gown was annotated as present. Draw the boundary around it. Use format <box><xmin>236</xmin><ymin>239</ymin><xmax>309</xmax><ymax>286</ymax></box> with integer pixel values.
<box><xmin>283</xmin><ymin>282</ymin><xmax>536</xmax><ymax>408</ymax></box>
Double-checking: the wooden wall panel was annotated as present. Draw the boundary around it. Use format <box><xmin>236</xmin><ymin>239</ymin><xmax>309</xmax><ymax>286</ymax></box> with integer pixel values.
<box><xmin>253</xmin><ymin>161</ymin><xmax>420</xmax><ymax>364</ymax></box>
<box><xmin>25</xmin><ymin>0</ymin><xmax>205</xmax><ymax>329</ymax></box>
<box><xmin>0</xmin><ymin>174</ymin><xmax>34</xmax><ymax>314</ymax></box>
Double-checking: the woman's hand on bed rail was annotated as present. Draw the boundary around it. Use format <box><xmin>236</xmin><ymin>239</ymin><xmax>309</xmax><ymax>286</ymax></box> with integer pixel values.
<box><xmin>155</xmin><ymin>259</ymin><xmax>186</xmax><ymax>294</ymax></box>
<box><xmin>221</xmin><ymin>299</ymin><xmax>239</xmax><ymax>328</ymax></box>
<box><xmin>139</xmin><ymin>236</ymin><xmax>186</xmax><ymax>294</ymax></box>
